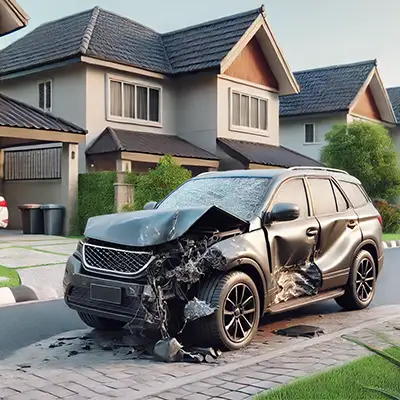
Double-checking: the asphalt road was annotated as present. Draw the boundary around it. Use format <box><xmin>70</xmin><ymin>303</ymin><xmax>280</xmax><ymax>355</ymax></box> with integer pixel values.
<box><xmin>0</xmin><ymin>248</ymin><xmax>399</xmax><ymax>360</ymax></box>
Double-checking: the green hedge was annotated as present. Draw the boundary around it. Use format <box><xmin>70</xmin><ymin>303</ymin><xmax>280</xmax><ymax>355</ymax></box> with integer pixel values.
<box><xmin>72</xmin><ymin>171</ymin><xmax>117</xmax><ymax>234</ymax></box>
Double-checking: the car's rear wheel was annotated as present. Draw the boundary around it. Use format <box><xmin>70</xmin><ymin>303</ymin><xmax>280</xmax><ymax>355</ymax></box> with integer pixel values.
<box><xmin>335</xmin><ymin>249</ymin><xmax>376</xmax><ymax>310</ymax></box>
<box><xmin>193</xmin><ymin>271</ymin><xmax>260</xmax><ymax>351</ymax></box>
<box><xmin>78</xmin><ymin>312</ymin><xmax>126</xmax><ymax>330</ymax></box>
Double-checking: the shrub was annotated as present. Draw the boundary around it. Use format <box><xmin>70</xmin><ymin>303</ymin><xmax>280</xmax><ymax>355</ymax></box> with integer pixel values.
<box><xmin>73</xmin><ymin>171</ymin><xmax>117</xmax><ymax>234</ymax></box>
<box><xmin>121</xmin><ymin>203</ymin><xmax>135</xmax><ymax>212</ymax></box>
<box><xmin>373</xmin><ymin>199</ymin><xmax>400</xmax><ymax>233</ymax></box>
<box><xmin>321</xmin><ymin>121</ymin><xmax>400</xmax><ymax>202</ymax></box>
<box><xmin>134</xmin><ymin>155</ymin><xmax>192</xmax><ymax>210</ymax></box>
<box><xmin>124</xmin><ymin>171</ymin><xmax>140</xmax><ymax>187</ymax></box>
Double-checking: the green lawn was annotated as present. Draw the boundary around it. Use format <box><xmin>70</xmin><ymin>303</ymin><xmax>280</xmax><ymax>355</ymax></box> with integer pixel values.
<box><xmin>256</xmin><ymin>347</ymin><xmax>400</xmax><ymax>400</ymax></box>
<box><xmin>0</xmin><ymin>265</ymin><xmax>21</xmax><ymax>288</ymax></box>
<box><xmin>383</xmin><ymin>233</ymin><xmax>400</xmax><ymax>241</ymax></box>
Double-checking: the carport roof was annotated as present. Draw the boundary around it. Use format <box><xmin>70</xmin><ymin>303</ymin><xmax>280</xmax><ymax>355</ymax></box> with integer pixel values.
<box><xmin>0</xmin><ymin>92</ymin><xmax>86</xmax><ymax>134</ymax></box>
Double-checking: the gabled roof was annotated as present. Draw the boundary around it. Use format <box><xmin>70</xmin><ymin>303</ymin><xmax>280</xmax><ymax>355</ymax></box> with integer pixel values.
<box><xmin>0</xmin><ymin>6</ymin><xmax>262</xmax><ymax>76</ymax></box>
<box><xmin>0</xmin><ymin>93</ymin><xmax>86</xmax><ymax>133</ymax></box>
<box><xmin>387</xmin><ymin>87</ymin><xmax>400</xmax><ymax>123</ymax></box>
<box><xmin>86</xmin><ymin>127</ymin><xmax>219</xmax><ymax>160</ymax></box>
<box><xmin>280</xmin><ymin>60</ymin><xmax>377</xmax><ymax>117</ymax></box>
<box><xmin>217</xmin><ymin>138</ymin><xmax>322</xmax><ymax>168</ymax></box>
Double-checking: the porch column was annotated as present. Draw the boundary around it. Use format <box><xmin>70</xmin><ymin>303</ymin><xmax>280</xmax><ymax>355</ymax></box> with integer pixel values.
<box><xmin>114</xmin><ymin>159</ymin><xmax>134</xmax><ymax>212</ymax></box>
<box><xmin>61</xmin><ymin>143</ymin><xmax>79</xmax><ymax>235</ymax></box>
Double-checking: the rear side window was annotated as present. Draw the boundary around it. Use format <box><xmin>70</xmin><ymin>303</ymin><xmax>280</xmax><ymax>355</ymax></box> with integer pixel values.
<box><xmin>270</xmin><ymin>178</ymin><xmax>309</xmax><ymax>219</ymax></box>
<box><xmin>332</xmin><ymin>182</ymin><xmax>348</xmax><ymax>212</ymax></box>
<box><xmin>307</xmin><ymin>178</ymin><xmax>337</xmax><ymax>216</ymax></box>
<box><xmin>339</xmin><ymin>181</ymin><xmax>368</xmax><ymax>208</ymax></box>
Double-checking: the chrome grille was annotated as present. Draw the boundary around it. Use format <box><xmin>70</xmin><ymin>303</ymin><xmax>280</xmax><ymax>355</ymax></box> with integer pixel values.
<box><xmin>82</xmin><ymin>243</ymin><xmax>154</xmax><ymax>276</ymax></box>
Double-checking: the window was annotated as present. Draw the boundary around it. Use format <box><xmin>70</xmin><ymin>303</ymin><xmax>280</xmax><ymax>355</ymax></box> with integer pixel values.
<box><xmin>307</xmin><ymin>178</ymin><xmax>337</xmax><ymax>216</ymax></box>
<box><xmin>38</xmin><ymin>80</ymin><xmax>52</xmax><ymax>111</ymax></box>
<box><xmin>304</xmin><ymin>124</ymin><xmax>315</xmax><ymax>143</ymax></box>
<box><xmin>108</xmin><ymin>78</ymin><xmax>161</xmax><ymax>124</ymax></box>
<box><xmin>339</xmin><ymin>181</ymin><xmax>368</xmax><ymax>208</ymax></box>
<box><xmin>270</xmin><ymin>179</ymin><xmax>309</xmax><ymax>219</ymax></box>
<box><xmin>332</xmin><ymin>182</ymin><xmax>348</xmax><ymax>212</ymax></box>
<box><xmin>231</xmin><ymin>90</ymin><xmax>268</xmax><ymax>132</ymax></box>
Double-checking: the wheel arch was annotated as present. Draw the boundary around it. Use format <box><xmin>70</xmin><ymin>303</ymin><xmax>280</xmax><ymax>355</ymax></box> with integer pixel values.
<box><xmin>356</xmin><ymin>239</ymin><xmax>379</xmax><ymax>276</ymax></box>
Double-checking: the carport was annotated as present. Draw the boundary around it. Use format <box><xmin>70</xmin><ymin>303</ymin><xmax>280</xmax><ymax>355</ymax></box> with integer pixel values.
<box><xmin>0</xmin><ymin>93</ymin><xmax>86</xmax><ymax>234</ymax></box>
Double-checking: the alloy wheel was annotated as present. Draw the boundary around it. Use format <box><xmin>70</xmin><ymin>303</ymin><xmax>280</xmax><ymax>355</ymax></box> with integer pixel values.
<box><xmin>355</xmin><ymin>257</ymin><xmax>375</xmax><ymax>302</ymax></box>
<box><xmin>223</xmin><ymin>283</ymin><xmax>256</xmax><ymax>343</ymax></box>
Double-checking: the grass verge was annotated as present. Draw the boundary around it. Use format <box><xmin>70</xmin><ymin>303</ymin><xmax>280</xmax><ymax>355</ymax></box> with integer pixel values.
<box><xmin>383</xmin><ymin>233</ymin><xmax>400</xmax><ymax>242</ymax></box>
<box><xmin>255</xmin><ymin>347</ymin><xmax>400</xmax><ymax>400</ymax></box>
<box><xmin>0</xmin><ymin>265</ymin><xmax>21</xmax><ymax>288</ymax></box>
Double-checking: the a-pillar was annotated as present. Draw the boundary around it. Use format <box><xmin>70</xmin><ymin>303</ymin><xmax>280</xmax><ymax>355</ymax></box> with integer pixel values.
<box><xmin>61</xmin><ymin>142</ymin><xmax>79</xmax><ymax>235</ymax></box>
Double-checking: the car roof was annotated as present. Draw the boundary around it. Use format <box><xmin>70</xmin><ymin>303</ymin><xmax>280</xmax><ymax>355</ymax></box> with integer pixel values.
<box><xmin>194</xmin><ymin>167</ymin><xmax>362</xmax><ymax>184</ymax></box>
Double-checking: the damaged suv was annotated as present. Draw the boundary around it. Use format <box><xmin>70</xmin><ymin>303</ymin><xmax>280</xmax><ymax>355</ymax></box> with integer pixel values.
<box><xmin>64</xmin><ymin>167</ymin><xmax>384</xmax><ymax>350</ymax></box>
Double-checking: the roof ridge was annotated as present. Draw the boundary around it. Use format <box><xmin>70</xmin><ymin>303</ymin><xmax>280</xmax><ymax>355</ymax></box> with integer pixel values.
<box><xmin>294</xmin><ymin>59</ymin><xmax>377</xmax><ymax>75</ymax></box>
<box><xmin>80</xmin><ymin>6</ymin><xmax>100</xmax><ymax>54</ymax></box>
<box><xmin>35</xmin><ymin>7</ymin><xmax>94</xmax><ymax>29</ymax></box>
<box><xmin>0</xmin><ymin>93</ymin><xmax>86</xmax><ymax>132</ymax></box>
<box><xmin>161</xmin><ymin>5</ymin><xmax>262</xmax><ymax>37</ymax></box>
<box><xmin>107</xmin><ymin>127</ymin><xmax>124</xmax><ymax>150</ymax></box>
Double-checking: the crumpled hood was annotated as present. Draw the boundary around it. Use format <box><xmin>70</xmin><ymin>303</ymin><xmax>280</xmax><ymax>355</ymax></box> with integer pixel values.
<box><xmin>84</xmin><ymin>206</ymin><xmax>248</xmax><ymax>247</ymax></box>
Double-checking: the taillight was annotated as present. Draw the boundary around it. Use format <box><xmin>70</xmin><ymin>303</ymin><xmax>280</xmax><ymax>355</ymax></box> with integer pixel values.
<box><xmin>0</xmin><ymin>200</ymin><xmax>7</xmax><ymax>208</ymax></box>
<box><xmin>378</xmin><ymin>214</ymin><xmax>382</xmax><ymax>226</ymax></box>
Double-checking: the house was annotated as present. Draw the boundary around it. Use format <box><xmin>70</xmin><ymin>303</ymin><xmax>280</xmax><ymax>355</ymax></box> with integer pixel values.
<box><xmin>387</xmin><ymin>87</ymin><xmax>400</xmax><ymax>166</ymax></box>
<box><xmin>0</xmin><ymin>0</ymin><xmax>87</xmax><ymax>233</ymax></box>
<box><xmin>0</xmin><ymin>5</ymin><xmax>322</xmax><ymax>176</ymax></box>
<box><xmin>279</xmin><ymin>60</ymin><xmax>397</xmax><ymax>162</ymax></box>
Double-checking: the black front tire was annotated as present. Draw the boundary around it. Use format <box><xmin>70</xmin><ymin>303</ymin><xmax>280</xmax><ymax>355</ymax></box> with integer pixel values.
<box><xmin>335</xmin><ymin>250</ymin><xmax>376</xmax><ymax>311</ymax></box>
<box><xmin>193</xmin><ymin>271</ymin><xmax>260</xmax><ymax>351</ymax></box>
<box><xmin>78</xmin><ymin>312</ymin><xmax>126</xmax><ymax>331</ymax></box>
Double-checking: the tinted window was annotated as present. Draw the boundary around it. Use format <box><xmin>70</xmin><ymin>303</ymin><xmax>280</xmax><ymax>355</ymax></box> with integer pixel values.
<box><xmin>332</xmin><ymin>182</ymin><xmax>348</xmax><ymax>212</ymax></box>
<box><xmin>270</xmin><ymin>179</ymin><xmax>309</xmax><ymax>219</ymax></box>
<box><xmin>308</xmin><ymin>178</ymin><xmax>337</xmax><ymax>216</ymax></box>
<box><xmin>339</xmin><ymin>181</ymin><xmax>368</xmax><ymax>208</ymax></box>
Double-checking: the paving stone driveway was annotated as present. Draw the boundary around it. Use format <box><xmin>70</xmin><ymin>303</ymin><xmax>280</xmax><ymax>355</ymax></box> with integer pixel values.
<box><xmin>1</xmin><ymin>305</ymin><xmax>399</xmax><ymax>400</ymax></box>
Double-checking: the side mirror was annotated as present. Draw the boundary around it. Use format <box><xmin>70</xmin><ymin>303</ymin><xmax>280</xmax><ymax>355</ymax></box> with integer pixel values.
<box><xmin>143</xmin><ymin>201</ymin><xmax>158</xmax><ymax>210</ymax></box>
<box><xmin>264</xmin><ymin>202</ymin><xmax>300</xmax><ymax>224</ymax></box>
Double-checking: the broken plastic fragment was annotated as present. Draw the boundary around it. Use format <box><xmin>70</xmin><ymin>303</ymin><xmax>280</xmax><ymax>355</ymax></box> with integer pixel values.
<box><xmin>274</xmin><ymin>325</ymin><xmax>324</xmax><ymax>338</ymax></box>
<box><xmin>184</xmin><ymin>298</ymin><xmax>217</xmax><ymax>322</ymax></box>
<box><xmin>153</xmin><ymin>338</ymin><xmax>183</xmax><ymax>362</ymax></box>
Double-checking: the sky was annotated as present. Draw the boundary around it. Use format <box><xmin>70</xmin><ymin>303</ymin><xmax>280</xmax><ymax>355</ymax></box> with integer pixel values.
<box><xmin>2</xmin><ymin>0</ymin><xmax>400</xmax><ymax>87</ymax></box>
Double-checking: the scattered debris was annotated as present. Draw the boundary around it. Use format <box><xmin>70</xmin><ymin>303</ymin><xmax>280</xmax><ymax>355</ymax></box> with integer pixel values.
<box><xmin>81</xmin><ymin>344</ymin><xmax>91</xmax><ymax>351</ymax></box>
<box><xmin>184</xmin><ymin>298</ymin><xmax>217</xmax><ymax>322</ymax></box>
<box><xmin>67</xmin><ymin>350</ymin><xmax>79</xmax><ymax>357</ymax></box>
<box><xmin>274</xmin><ymin>325</ymin><xmax>324</xmax><ymax>338</ymax></box>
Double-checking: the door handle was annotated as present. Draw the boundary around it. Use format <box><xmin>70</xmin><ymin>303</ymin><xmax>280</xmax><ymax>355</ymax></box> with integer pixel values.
<box><xmin>348</xmin><ymin>220</ymin><xmax>358</xmax><ymax>229</ymax></box>
<box><xmin>306</xmin><ymin>227</ymin><xmax>318</xmax><ymax>237</ymax></box>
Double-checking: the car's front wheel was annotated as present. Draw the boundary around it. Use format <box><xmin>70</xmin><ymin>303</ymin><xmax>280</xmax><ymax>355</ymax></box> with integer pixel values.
<box><xmin>78</xmin><ymin>312</ymin><xmax>126</xmax><ymax>331</ymax></box>
<box><xmin>193</xmin><ymin>271</ymin><xmax>260</xmax><ymax>350</ymax></box>
<box><xmin>335</xmin><ymin>249</ymin><xmax>377</xmax><ymax>310</ymax></box>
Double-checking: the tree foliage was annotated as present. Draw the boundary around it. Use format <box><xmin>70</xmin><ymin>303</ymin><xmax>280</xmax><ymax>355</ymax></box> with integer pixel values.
<box><xmin>134</xmin><ymin>155</ymin><xmax>192</xmax><ymax>210</ymax></box>
<box><xmin>321</xmin><ymin>121</ymin><xmax>400</xmax><ymax>201</ymax></box>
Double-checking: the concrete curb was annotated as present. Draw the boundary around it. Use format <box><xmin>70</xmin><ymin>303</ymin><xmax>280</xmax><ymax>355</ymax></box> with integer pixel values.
<box><xmin>383</xmin><ymin>240</ymin><xmax>400</xmax><ymax>249</ymax></box>
<box><xmin>0</xmin><ymin>285</ymin><xmax>38</xmax><ymax>306</ymax></box>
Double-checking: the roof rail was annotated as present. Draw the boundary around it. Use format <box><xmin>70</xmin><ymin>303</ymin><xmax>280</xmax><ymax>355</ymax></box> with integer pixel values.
<box><xmin>287</xmin><ymin>166</ymin><xmax>349</xmax><ymax>175</ymax></box>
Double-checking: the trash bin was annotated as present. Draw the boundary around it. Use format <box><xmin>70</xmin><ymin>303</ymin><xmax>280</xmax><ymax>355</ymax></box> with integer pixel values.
<box><xmin>18</xmin><ymin>204</ymin><xmax>44</xmax><ymax>234</ymax></box>
<box><xmin>40</xmin><ymin>204</ymin><xmax>65</xmax><ymax>236</ymax></box>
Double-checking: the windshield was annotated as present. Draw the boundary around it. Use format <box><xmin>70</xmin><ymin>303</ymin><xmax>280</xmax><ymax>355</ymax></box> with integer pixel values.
<box><xmin>157</xmin><ymin>177</ymin><xmax>271</xmax><ymax>221</ymax></box>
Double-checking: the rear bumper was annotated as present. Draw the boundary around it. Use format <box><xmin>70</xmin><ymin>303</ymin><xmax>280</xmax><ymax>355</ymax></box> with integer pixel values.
<box><xmin>63</xmin><ymin>255</ymin><xmax>157</xmax><ymax>329</ymax></box>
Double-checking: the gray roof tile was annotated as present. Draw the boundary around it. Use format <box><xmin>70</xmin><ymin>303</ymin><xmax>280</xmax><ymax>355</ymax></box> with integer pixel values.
<box><xmin>387</xmin><ymin>87</ymin><xmax>400</xmax><ymax>123</ymax></box>
<box><xmin>0</xmin><ymin>93</ymin><xmax>86</xmax><ymax>133</ymax></box>
<box><xmin>0</xmin><ymin>6</ymin><xmax>262</xmax><ymax>76</ymax></box>
<box><xmin>217</xmin><ymin>138</ymin><xmax>322</xmax><ymax>168</ymax></box>
<box><xmin>86</xmin><ymin>127</ymin><xmax>219</xmax><ymax>160</ymax></box>
<box><xmin>280</xmin><ymin>60</ymin><xmax>376</xmax><ymax>117</ymax></box>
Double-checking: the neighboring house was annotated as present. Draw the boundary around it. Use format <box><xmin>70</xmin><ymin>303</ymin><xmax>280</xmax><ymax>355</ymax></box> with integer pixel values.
<box><xmin>279</xmin><ymin>60</ymin><xmax>397</xmax><ymax>162</ymax></box>
<box><xmin>0</xmin><ymin>0</ymin><xmax>87</xmax><ymax>233</ymax></box>
<box><xmin>387</xmin><ymin>87</ymin><xmax>400</xmax><ymax>165</ymax></box>
<box><xmin>0</xmin><ymin>5</ymin><xmax>322</xmax><ymax>175</ymax></box>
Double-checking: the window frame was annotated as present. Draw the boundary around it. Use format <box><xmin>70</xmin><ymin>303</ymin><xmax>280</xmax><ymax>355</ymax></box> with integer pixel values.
<box><xmin>303</xmin><ymin>123</ymin><xmax>321</xmax><ymax>145</ymax></box>
<box><xmin>106</xmin><ymin>74</ymin><xmax>162</xmax><ymax>127</ymax></box>
<box><xmin>338</xmin><ymin>180</ymin><xmax>369</xmax><ymax>208</ymax></box>
<box><xmin>38</xmin><ymin>79</ymin><xmax>52</xmax><ymax>112</ymax></box>
<box><xmin>229</xmin><ymin>88</ymin><xmax>269</xmax><ymax>136</ymax></box>
<box><xmin>306</xmin><ymin>176</ymin><xmax>338</xmax><ymax>217</ymax></box>
<box><xmin>330</xmin><ymin>179</ymin><xmax>349</xmax><ymax>212</ymax></box>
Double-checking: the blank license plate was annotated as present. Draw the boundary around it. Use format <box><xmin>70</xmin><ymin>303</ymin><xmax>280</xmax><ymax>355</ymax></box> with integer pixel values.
<box><xmin>90</xmin><ymin>284</ymin><xmax>122</xmax><ymax>305</ymax></box>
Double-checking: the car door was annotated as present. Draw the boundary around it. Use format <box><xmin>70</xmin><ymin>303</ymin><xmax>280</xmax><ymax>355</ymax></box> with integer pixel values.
<box><xmin>265</xmin><ymin>178</ymin><xmax>320</xmax><ymax>290</ymax></box>
<box><xmin>306</xmin><ymin>176</ymin><xmax>362</xmax><ymax>290</ymax></box>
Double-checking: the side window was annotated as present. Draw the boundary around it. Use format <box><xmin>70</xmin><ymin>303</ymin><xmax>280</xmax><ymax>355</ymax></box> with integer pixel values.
<box><xmin>270</xmin><ymin>179</ymin><xmax>309</xmax><ymax>219</ymax></box>
<box><xmin>339</xmin><ymin>181</ymin><xmax>368</xmax><ymax>208</ymax></box>
<box><xmin>332</xmin><ymin>181</ymin><xmax>348</xmax><ymax>212</ymax></box>
<box><xmin>307</xmin><ymin>178</ymin><xmax>337</xmax><ymax>216</ymax></box>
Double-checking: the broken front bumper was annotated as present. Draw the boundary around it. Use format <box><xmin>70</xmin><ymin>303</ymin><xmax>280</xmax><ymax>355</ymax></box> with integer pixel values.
<box><xmin>63</xmin><ymin>255</ymin><xmax>157</xmax><ymax>330</ymax></box>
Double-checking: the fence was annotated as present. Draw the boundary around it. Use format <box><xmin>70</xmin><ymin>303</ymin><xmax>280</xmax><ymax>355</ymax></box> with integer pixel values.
<box><xmin>4</xmin><ymin>147</ymin><xmax>62</xmax><ymax>181</ymax></box>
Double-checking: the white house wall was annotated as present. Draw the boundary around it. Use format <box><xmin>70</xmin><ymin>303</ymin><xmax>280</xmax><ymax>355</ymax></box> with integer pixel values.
<box><xmin>279</xmin><ymin>113</ymin><xmax>347</xmax><ymax>161</ymax></box>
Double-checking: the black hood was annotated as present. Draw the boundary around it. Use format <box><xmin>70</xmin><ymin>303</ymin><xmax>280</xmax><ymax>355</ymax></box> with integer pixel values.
<box><xmin>84</xmin><ymin>206</ymin><xmax>248</xmax><ymax>247</ymax></box>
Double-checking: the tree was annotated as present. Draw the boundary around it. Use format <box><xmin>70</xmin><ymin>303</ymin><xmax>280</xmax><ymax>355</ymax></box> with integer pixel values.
<box><xmin>134</xmin><ymin>154</ymin><xmax>192</xmax><ymax>210</ymax></box>
<box><xmin>321</xmin><ymin>121</ymin><xmax>400</xmax><ymax>201</ymax></box>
